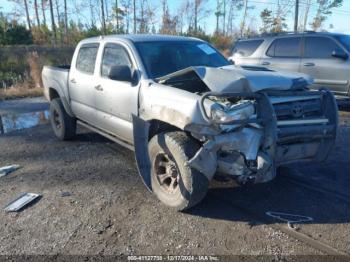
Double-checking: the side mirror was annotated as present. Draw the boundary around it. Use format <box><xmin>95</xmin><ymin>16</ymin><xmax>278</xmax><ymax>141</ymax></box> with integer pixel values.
<box><xmin>108</xmin><ymin>65</ymin><xmax>132</xmax><ymax>82</ymax></box>
<box><xmin>332</xmin><ymin>49</ymin><xmax>349</xmax><ymax>60</ymax></box>
<box><xmin>228</xmin><ymin>58</ymin><xmax>235</xmax><ymax>65</ymax></box>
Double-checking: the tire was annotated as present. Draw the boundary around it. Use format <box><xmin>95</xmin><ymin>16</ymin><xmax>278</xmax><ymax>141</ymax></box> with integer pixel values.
<box><xmin>49</xmin><ymin>98</ymin><xmax>76</xmax><ymax>140</ymax></box>
<box><xmin>148</xmin><ymin>131</ymin><xmax>209</xmax><ymax>211</ymax></box>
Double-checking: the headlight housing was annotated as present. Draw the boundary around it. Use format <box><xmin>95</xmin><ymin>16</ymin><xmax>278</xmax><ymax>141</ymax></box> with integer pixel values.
<box><xmin>210</xmin><ymin>100</ymin><xmax>255</xmax><ymax>124</ymax></box>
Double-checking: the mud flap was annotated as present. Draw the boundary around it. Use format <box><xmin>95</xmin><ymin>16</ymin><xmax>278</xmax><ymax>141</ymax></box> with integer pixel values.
<box><xmin>132</xmin><ymin>114</ymin><xmax>152</xmax><ymax>191</ymax></box>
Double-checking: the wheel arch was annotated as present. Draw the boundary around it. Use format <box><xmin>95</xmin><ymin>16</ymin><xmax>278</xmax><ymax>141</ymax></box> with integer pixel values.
<box><xmin>48</xmin><ymin>87</ymin><xmax>75</xmax><ymax>117</ymax></box>
<box><xmin>132</xmin><ymin>115</ymin><xmax>186</xmax><ymax>191</ymax></box>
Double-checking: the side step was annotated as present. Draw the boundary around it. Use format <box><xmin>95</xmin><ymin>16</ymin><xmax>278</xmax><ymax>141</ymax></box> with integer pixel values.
<box><xmin>77</xmin><ymin>120</ymin><xmax>134</xmax><ymax>151</ymax></box>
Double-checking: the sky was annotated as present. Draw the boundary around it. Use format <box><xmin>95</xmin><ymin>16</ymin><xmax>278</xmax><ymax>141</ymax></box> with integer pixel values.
<box><xmin>1</xmin><ymin>0</ymin><xmax>350</xmax><ymax>34</ymax></box>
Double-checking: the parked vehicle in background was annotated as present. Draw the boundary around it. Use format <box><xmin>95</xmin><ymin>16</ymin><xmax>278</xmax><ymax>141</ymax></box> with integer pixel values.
<box><xmin>42</xmin><ymin>35</ymin><xmax>338</xmax><ymax>211</ymax></box>
<box><xmin>229</xmin><ymin>32</ymin><xmax>350</xmax><ymax>96</ymax></box>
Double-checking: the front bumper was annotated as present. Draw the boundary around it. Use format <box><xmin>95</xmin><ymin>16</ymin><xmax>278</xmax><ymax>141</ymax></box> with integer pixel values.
<box><xmin>189</xmin><ymin>89</ymin><xmax>338</xmax><ymax>183</ymax></box>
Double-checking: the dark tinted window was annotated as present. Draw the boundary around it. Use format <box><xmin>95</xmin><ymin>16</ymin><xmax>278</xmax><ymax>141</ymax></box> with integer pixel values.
<box><xmin>101</xmin><ymin>44</ymin><xmax>131</xmax><ymax>77</ymax></box>
<box><xmin>135</xmin><ymin>41</ymin><xmax>229</xmax><ymax>79</ymax></box>
<box><xmin>232</xmin><ymin>40</ymin><xmax>263</xmax><ymax>57</ymax></box>
<box><xmin>76</xmin><ymin>44</ymin><xmax>99</xmax><ymax>74</ymax></box>
<box><xmin>267</xmin><ymin>37</ymin><xmax>301</xmax><ymax>57</ymax></box>
<box><xmin>335</xmin><ymin>35</ymin><xmax>350</xmax><ymax>52</ymax></box>
<box><xmin>304</xmin><ymin>37</ymin><xmax>340</xmax><ymax>58</ymax></box>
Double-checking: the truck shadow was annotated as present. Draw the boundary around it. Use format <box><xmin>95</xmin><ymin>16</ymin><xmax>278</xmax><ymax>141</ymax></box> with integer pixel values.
<box><xmin>186</xmin><ymin>171</ymin><xmax>350</xmax><ymax>226</ymax></box>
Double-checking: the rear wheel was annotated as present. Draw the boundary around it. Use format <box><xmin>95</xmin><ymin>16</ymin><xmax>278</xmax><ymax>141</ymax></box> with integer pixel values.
<box><xmin>148</xmin><ymin>131</ymin><xmax>209</xmax><ymax>211</ymax></box>
<box><xmin>50</xmin><ymin>98</ymin><xmax>76</xmax><ymax>140</ymax></box>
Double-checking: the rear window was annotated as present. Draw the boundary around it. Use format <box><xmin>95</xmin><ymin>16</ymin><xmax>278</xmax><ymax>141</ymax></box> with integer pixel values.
<box><xmin>76</xmin><ymin>44</ymin><xmax>99</xmax><ymax>74</ymax></box>
<box><xmin>232</xmin><ymin>40</ymin><xmax>263</xmax><ymax>57</ymax></box>
<box><xmin>304</xmin><ymin>37</ymin><xmax>341</xmax><ymax>58</ymax></box>
<box><xmin>266</xmin><ymin>37</ymin><xmax>301</xmax><ymax>58</ymax></box>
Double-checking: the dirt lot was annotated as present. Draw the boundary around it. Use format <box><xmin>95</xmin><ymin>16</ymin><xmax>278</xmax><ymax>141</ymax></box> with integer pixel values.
<box><xmin>0</xmin><ymin>98</ymin><xmax>350</xmax><ymax>260</ymax></box>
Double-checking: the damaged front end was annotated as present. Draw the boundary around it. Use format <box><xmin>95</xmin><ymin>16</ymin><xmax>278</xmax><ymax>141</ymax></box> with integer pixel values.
<box><xmin>136</xmin><ymin>66</ymin><xmax>338</xmax><ymax>188</ymax></box>
<box><xmin>187</xmin><ymin>89</ymin><xmax>338</xmax><ymax>184</ymax></box>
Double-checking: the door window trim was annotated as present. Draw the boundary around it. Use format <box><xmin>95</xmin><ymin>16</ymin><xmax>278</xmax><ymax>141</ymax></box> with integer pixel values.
<box><xmin>265</xmin><ymin>37</ymin><xmax>302</xmax><ymax>58</ymax></box>
<box><xmin>75</xmin><ymin>43</ymin><xmax>100</xmax><ymax>75</ymax></box>
<box><xmin>100</xmin><ymin>42</ymin><xmax>134</xmax><ymax>79</ymax></box>
<box><xmin>301</xmin><ymin>35</ymin><xmax>346</xmax><ymax>59</ymax></box>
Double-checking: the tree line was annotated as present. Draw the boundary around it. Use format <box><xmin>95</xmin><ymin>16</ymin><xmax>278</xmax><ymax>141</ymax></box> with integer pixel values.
<box><xmin>0</xmin><ymin>0</ymin><xmax>344</xmax><ymax>47</ymax></box>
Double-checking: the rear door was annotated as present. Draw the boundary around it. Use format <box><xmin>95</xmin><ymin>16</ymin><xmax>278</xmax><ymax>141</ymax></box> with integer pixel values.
<box><xmin>69</xmin><ymin>43</ymin><xmax>99</xmax><ymax>125</ymax></box>
<box><xmin>94</xmin><ymin>42</ymin><xmax>139</xmax><ymax>144</ymax></box>
<box><xmin>260</xmin><ymin>37</ymin><xmax>302</xmax><ymax>72</ymax></box>
<box><xmin>301</xmin><ymin>36</ymin><xmax>349</xmax><ymax>94</ymax></box>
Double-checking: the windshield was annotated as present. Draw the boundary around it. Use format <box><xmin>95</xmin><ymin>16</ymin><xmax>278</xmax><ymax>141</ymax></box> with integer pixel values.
<box><xmin>335</xmin><ymin>35</ymin><xmax>350</xmax><ymax>52</ymax></box>
<box><xmin>134</xmin><ymin>41</ymin><xmax>230</xmax><ymax>79</ymax></box>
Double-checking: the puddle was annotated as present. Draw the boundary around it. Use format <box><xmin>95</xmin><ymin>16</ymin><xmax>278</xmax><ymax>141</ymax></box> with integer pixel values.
<box><xmin>0</xmin><ymin>111</ymin><xmax>50</xmax><ymax>134</ymax></box>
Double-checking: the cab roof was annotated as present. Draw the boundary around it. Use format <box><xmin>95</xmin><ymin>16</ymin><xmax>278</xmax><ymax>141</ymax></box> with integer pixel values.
<box><xmin>81</xmin><ymin>34</ymin><xmax>203</xmax><ymax>44</ymax></box>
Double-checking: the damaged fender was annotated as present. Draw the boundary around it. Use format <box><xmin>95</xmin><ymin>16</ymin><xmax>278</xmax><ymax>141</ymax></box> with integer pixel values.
<box><xmin>132</xmin><ymin>114</ymin><xmax>152</xmax><ymax>191</ymax></box>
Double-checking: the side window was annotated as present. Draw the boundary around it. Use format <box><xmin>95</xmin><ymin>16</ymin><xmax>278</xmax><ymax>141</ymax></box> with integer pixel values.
<box><xmin>76</xmin><ymin>44</ymin><xmax>99</xmax><ymax>74</ymax></box>
<box><xmin>266</xmin><ymin>37</ymin><xmax>301</xmax><ymax>58</ymax></box>
<box><xmin>101</xmin><ymin>43</ymin><xmax>132</xmax><ymax>77</ymax></box>
<box><xmin>304</xmin><ymin>37</ymin><xmax>340</xmax><ymax>58</ymax></box>
<box><xmin>232</xmin><ymin>40</ymin><xmax>263</xmax><ymax>57</ymax></box>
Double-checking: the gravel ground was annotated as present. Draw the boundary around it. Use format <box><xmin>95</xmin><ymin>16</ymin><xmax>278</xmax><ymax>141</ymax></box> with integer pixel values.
<box><xmin>0</xmin><ymin>98</ymin><xmax>349</xmax><ymax>258</ymax></box>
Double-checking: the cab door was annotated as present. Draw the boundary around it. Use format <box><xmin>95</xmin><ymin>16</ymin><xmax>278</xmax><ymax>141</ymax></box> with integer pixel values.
<box><xmin>94</xmin><ymin>42</ymin><xmax>139</xmax><ymax>144</ymax></box>
<box><xmin>301</xmin><ymin>36</ymin><xmax>349</xmax><ymax>95</ymax></box>
<box><xmin>69</xmin><ymin>43</ymin><xmax>99</xmax><ymax>125</ymax></box>
<box><xmin>260</xmin><ymin>37</ymin><xmax>302</xmax><ymax>73</ymax></box>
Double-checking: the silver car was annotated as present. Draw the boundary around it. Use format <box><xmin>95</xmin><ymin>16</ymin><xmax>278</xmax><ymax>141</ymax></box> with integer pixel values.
<box><xmin>42</xmin><ymin>35</ymin><xmax>338</xmax><ymax>210</ymax></box>
<box><xmin>229</xmin><ymin>32</ymin><xmax>350</xmax><ymax>96</ymax></box>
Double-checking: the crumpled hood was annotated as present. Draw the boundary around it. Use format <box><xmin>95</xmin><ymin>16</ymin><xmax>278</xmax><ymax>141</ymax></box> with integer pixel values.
<box><xmin>157</xmin><ymin>65</ymin><xmax>313</xmax><ymax>93</ymax></box>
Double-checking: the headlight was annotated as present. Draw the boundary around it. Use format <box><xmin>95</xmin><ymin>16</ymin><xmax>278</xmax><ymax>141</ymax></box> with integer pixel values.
<box><xmin>210</xmin><ymin>100</ymin><xmax>255</xmax><ymax>124</ymax></box>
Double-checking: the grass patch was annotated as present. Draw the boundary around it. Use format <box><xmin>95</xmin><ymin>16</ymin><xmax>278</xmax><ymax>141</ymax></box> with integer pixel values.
<box><xmin>0</xmin><ymin>85</ymin><xmax>43</xmax><ymax>101</ymax></box>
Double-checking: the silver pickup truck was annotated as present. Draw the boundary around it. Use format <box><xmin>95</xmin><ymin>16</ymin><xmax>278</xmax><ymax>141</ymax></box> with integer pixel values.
<box><xmin>42</xmin><ymin>34</ymin><xmax>338</xmax><ymax>211</ymax></box>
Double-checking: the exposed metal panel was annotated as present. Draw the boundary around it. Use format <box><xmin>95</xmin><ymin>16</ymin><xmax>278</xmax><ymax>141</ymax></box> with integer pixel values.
<box><xmin>4</xmin><ymin>193</ymin><xmax>41</xmax><ymax>212</ymax></box>
<box><xmin>277</xmin><ymin>118</ymin><xmax>329</xmax><ymax>126</ymax></box>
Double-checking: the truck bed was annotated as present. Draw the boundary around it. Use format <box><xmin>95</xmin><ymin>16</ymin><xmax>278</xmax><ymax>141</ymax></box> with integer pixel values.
<box><xmin>42</xmin><ymin>65</ymin><xmax>70</xmax><ymax>101</ymax></box>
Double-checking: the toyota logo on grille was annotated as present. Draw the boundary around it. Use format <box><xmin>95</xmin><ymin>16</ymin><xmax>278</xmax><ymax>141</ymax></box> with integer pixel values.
<box><xmin>291</xmin><ymin>102</ymin><xmax>304</xmax><ymax>118</ymax></box>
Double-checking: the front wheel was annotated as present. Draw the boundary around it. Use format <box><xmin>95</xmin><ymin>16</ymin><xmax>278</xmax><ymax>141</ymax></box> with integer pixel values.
<box><xmin>50</xmin><ymin>98</ymin><xmax>76</xmax><ymax>140</ymax></box>
<box><xmin>148</xmin><ymin>131</ymin><xmax>209</xmax><ymax>211</ymax></box>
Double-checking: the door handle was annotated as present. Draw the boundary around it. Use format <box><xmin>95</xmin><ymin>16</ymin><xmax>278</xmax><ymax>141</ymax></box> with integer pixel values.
<box><xmin>70</xmin><ymin>79</ymin><xmax>77</xmax><ymax>84</ymax></box>
<box><xmin>261</xmin><ymin>61</ymin><xmax>270</xmax><ymax>66</ymax></box>
<box><xmin>94</xmin><ymin>85</ymin><xmax>103</xmax><ymax>91</ymax></box>
<box><xmin>303</xmin><ymin>62</ymin><xmax>315</xmax><ymax>67</ymax></box>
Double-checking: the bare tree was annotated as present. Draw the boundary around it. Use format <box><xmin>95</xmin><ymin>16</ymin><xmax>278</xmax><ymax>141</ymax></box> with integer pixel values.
<box><xmin>222</xmin><ymin>0</ymin><xmax>226</xmax><ymax>35</ymax></box>
<box><xmin>302</xmin><ymin>0</ymin><xmax>311</xmax><ymax>31</ymax></box>
<box><xmin>34</xmin><ymin>0</ymin><xmax>41</xmax><ymax>27</ymax></box>
<box><xmin>64</xmin><ymin>0</ymin><xmax>68</xmax><ymax>42</ymax></box>
<box><xmin>194</xmin><ymin>0</ymin><xmax>198</xmax><ymax>32</ymax></box>
<box><xmin>86</xmin><ymin>0</ymin><xmax>96</xmax><ymax>27</ymax></box>
<box><xmin>139</xmin><ymin>0</ymin><xmax>145</xmax><ymax>33</ymax></box>
<box><xmin>49</xmin><ymin>0</ymin><xmax>57</xmax><ymax>44</ymax></box>
<box><xmin>311</xmin><ymin>0</ymin><xmax>343</xmax><ymax>31</ymax></box>
<box><xmin>215</xmin><ymin>0</ymin><xmax>223</xmax><ymax>34</ymax></box>
<box><xmin>101</xmin><ymin>0</ymin><xmax>107</xmax><ymax>34</ymax></box>
<box><xmin>133</xmin><ymin>0</ymin><xmax>136</xmax><ymax>33</ymax></box>
<box><xmin>226</xmin><ymin>0</ymin><xmax>243</xmax><ymax>35</ymax></box>
<box><xmin>115</xmin><ymin>0</ymin><xmax>119</xmax><ymax>30</ymax></box>
<box><xmin>160</xmin><ymin>0</ymin><xmax>177</xmax><ymax>35</ymax></box>
<box><xmin>54</xmin><ymin>0</ymin><xmax>64</xmax><ymax>44</ymax></box>
<box><xmin>191</xmin><ymin>0</ymin><xmax>209</xmax><ymax>33</ymax></box>
<box><xmin>41</xmin><ymin>0</ymin><xmax>47</xmax><ymax>27</ymax></box>
<box><xmin>122</xmin><ymin>0</ymin><xmax>132</xmax><ymax>33</ymax></box>
<box><xmin>24</xmin><ymin>0</ymin><xmax>32</xmax><ymax>31</ymax></box>
<box><xmin>240</xmin><ymin>0</ymin><xmax>248</xmax><ymax>37</ymax></box>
